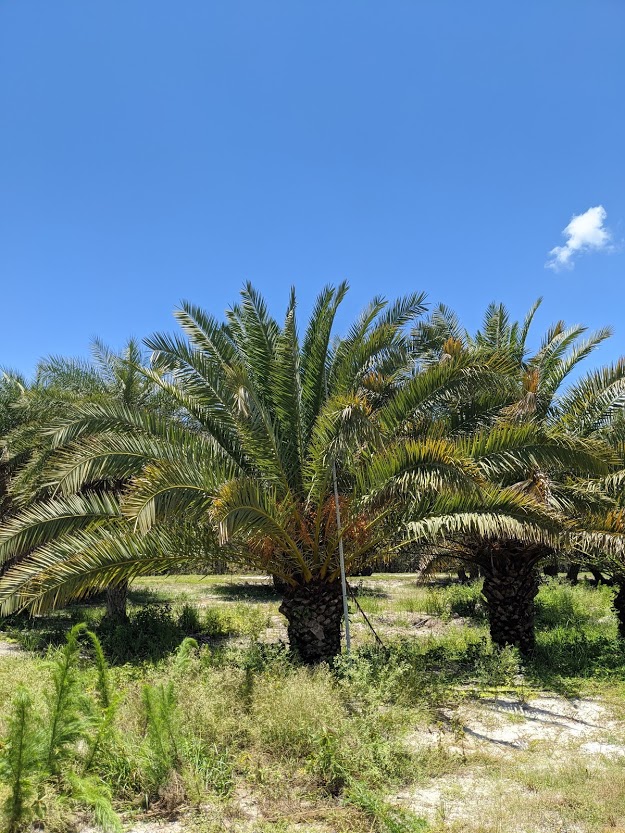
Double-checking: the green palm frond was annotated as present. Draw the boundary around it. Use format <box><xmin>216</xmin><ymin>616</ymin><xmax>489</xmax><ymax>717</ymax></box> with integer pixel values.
<box><xmin>0</xmin><ymin>526</ymin><xmax>217</xmax><ymax>616</ymax></box>
<box><xmin>535</xmin><ymin>480</ymin><xmax>613</xmax><ymax>517</ymax></box>
<box><xmin>529</xmin><ymin>323</ymin><xmax>587</xmax><ymax>378</ymax></box>
<box><xmin>300</xmin><ymin>283</ymin><xmax>348</xmax><ymax>446</ymax></box>
<box><xmin>46</xmin><ymin>401</ymin><xmax>169</xmax><ymax>450</ymax></box>
<box><xmin>378</xmin><ymin>353</ymin><xmax>512</xmax><ymax>434</ymax></box>
<box><xmin>0</xmin><ymin>493</ymin><xmax>122</xmax><ymax>567</ymax></box>
<box><xmin>169</xmin><ymin>301</ymin><xmax>236</xmax><ymax>366</ymax></box>
<box><xmin>355</xmin><ymin>439</ymin><xmax>482</xmax><ymax>509</ymax></box>
<box><xmin>269</xmin><ymin>291</ymin><xmax>304</xmax><ymax>493</ymax></box>
<box><xmin>210</xmin><ymin>477</ymin><xmax>310</xmax><ymax>577</ymax></box>
<box><xmin>36</xmin><ymin>356</ymin><xmax>107</xmax><ymax>396</ymax></box>
<box><xmin>596</xmin><ymin>469</ymin><xmax>625</xmax><ymax>502</ymax></box>
<box><xmin>305</xmin><ymin>393</ymin><xmax>380</xmax><ymax>504</ymax></box>
<box><xmin>227</xmin><ymin>282</ymin><xmax>281</xmax><ymax>394</ymax></box>
<box><xmin>518</xmin><ymin>297</ymin><xmax>542</xmax><ymax>353</ymax></box>
<box><xmin>123</xmin><ymin>455</ymin><xmax>233</xmax><ymax>532</ymax></box>
<box><xmin>411</xmin><ymin>302</ymin><xmax>468</xmax><ymax>366</ymax></box>
<box><xmin>555</xmin><ymin>360</ymin><xmax>625</xmax><ymax>436</ymax></box>
<box><xmin>404</xmin><ymin>487</ymin><xmax>563</xmax><ymax>548</ymax></box>
<box><xmin>539</xmin><ymin>328</ymin><xmax>613</xmax><ymax>407</ymax></box>
<box><xmin>462</xmin><ymin>424</ymin><xmax>615</xmax><ymax>480</ymax></box>
<box><xmin>47</xmin><ymin>432</ymin><xmax>196</xmax><ymax>497</ymax></box>
<box><xmin>475</xmin><ymin>302</ymin><xmax>512</xmax><ymax>351</ymax></box>
<box><xmin>330</xmin><ymin>293</ymin><xmax>425</xmax><ymax>396</ymax></box>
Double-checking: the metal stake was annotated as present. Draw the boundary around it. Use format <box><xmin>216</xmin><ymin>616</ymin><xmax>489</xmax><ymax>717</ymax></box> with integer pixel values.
<box><xmin>325</xmin><ymin>371</ymin><xmax>351</xmax><ymax>654</ymax></box>
<box><xmin>331</xmin><ymin>458</ymin><xmax>351</xmax><ymax>654</ymax></box>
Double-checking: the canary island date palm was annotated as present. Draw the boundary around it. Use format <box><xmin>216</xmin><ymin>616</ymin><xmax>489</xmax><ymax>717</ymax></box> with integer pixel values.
<box><xmin>0</xmin><ymin>370</ymin><xmax>82</xmax><ymax>568</ymax></box>
<box><xmin>571</xmin><ymin>407</ymin><xmax>625</xmax><ymax>635</ymax></box>
<box><xmin>0</xmin><ymin>285</ymin><xmax>572</xmax><ymax>663</ymax></box>
<box><xmin>1</xmin><ymin>340</ymin><xmax>165</xmax><ymax>622</ymax></box>
<box><xmin>0</xmin><ymin>372</ymin><xmax>28</xmax><ymax>539</ymax></box>
<box><xmin>413</xmin><ymin>299</ymin><xmax>622</xmax><ymax>654</ymax></box>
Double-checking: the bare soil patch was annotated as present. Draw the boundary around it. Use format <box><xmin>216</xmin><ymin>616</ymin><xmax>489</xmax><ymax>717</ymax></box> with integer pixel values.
<box><xmin>398</xmin><ymin>693</ymin><xmax>625</xmax><ymax>830</ymax></box>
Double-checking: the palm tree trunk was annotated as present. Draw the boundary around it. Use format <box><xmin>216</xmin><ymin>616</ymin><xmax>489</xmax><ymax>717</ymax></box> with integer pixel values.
<box><xmin>589</xmin><ymin>567</ymin><xmax>606</xmax><ymax>587</ymax></box>
<box><xmin>272</xmin><ymin>574</ymin><xmax>288</xmax><ymax>594</ymax></box>
<box><xmin>279</xmin><ymin>580</ymin><xmax>344</xmax><ymax>664</ymax></box>
<box><xmin>104</xmin><ymin>580</ymin><xmax>129</xmax><ymax>623</ymax></box>
<box><xmin>613</xmin><ymin>580</ymin><xmax>625</xmax><ymax>640</ymax></box>
<box><xmin>479</xmin><ymin>543</ymin><xmax>543</xmax><ymax>656</ymax></box>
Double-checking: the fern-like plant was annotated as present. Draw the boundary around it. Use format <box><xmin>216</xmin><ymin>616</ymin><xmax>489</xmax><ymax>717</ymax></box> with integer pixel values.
<box><xmin>0</xmin><ymin>623</ymin><xmax>121</xmax><ymax>832</ymax></box>
<box><xmin>44</xmin><ymin>623</ymin><xmax>90</xmax><ymax>775</ymax></box>
<box><xmin>141</xmin><ymin>681</ymin><xmax>181</xmax><ymax>794</ymax></box>
<box><xmin>0</xmin><ymin>690</ymin><xmax>42</xmax><ymax>832</ymax></box>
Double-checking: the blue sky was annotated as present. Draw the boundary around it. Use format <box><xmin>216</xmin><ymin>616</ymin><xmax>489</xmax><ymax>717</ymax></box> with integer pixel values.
<box><xmin>1</xmin><ymin>1</ymin><xmax>624</xmax><ymax>376</ymax></box>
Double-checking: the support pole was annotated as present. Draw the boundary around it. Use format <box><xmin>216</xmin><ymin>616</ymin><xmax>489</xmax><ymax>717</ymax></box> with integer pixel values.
<box><xmin>325</xmin><ymin>371</ymin><xmax>351</xmax><ymax>654</ymax></box>
<box><xmin>331</xmin><ymin>458</ymin><xmax>351</xmax><ymax>654</ymax></box>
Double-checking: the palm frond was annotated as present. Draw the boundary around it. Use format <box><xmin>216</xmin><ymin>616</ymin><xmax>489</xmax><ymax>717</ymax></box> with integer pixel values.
<box><xmin>404</xmin><ymin>487</ymin><xmax>563</xmax><ymax>548</ymax></box>
<box><xmin>0</xmin><ymin>493</ymin><xmax>122</xmax><ymax>567</ymax></box>
<box><xmin>355</xmin><ymin>439</ymin><xmax>482</xmax><ymax>509</ymax></box>
<box><xmin>0</xmin><ymin>526</ymin><xmax>218</xmax><ymax>616</ymax></box>
<box><xmin>463</xmin><ymin>424</ymin><xmax>615</xmax><ymax>481</ymax></box>
<box><xmin>300</xmin><ymin>283</ymin><xmax>348</xmax><ymax>447</ymax></box>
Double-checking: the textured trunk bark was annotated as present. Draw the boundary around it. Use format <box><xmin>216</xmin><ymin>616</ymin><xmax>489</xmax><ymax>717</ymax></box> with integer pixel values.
<box><xmin>589</xmin><ymin>568</ymin><xmax>614</xmax><ymax>587</ymax></box>
<box><xmin>279</xmin><ymin>580</ymin><xmax>344</xmax><ymax>664</ymax></box>
<box><xmin>480</xmin><ymin>546</ymin><xmax>541</xmax><ymax>656</ymax></box>
<box><xmin>272</xmin><ymin>574</ymin><xmax>288</xmax><ymax>594</ymax></box>
<box><xmin>105</xmin><ymin>581</ymin><xmax>129</xmax><ymax>623</ymax></box>
<box><xmin>613</xmin><ymin>581</ymin><xmax>625</xmax><ymax>640</ymax></box>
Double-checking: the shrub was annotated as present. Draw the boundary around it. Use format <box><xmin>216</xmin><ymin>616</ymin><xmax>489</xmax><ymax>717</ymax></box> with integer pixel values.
<box><xmin>177</xmin><ymin>603</ymin><xmax>202</xmax><ymax>633</ymax></box>
<box><xmin>98</xmin><ymin>603</ymin><xmax>184</xmax><ymax>663</ymax></box>
<box><xmin>423</xmin><ymin>582</ymin><xmax>486</xmax><ymax>622</ymax></box>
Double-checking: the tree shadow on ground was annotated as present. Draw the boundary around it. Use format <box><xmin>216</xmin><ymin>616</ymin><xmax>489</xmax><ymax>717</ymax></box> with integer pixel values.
<box><xmin>126</xmin><ymin>587</ymin><xmax>167</xmax><ymax>605</ymax></box>
<box><xmin>347</xmin><ymin>582</ymin><xmax>390</xmax><ymax>599</ymax></box>
<box><xmin>210</xmin><ymin>582</ymin><xmax>281</xmax><ymax>603</ymax></box>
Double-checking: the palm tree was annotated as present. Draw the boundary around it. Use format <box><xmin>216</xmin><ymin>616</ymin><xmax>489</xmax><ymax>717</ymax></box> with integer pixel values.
<box><xmin>0</xmin><ymin>284</ymin><xmax>565</xmax><ymax>663</ymax></box>
<box><xmin>0</xmin><ymin>372</ymin><xmax>28</xmax><ymax>541</ymax></box>
<box><xmin>1</xmin><ymin>340</ymin><xmax>164</xmax><ymax>622</ymax></box>
<box><xmin>413</xmin><ymin>300</ymin><xmax>622</xmax><ymax>654</ymax></box>
<box><xmin>567</xmin><ymin>406</ymin><xmax>625</xmax><ymax>635</ymax></box>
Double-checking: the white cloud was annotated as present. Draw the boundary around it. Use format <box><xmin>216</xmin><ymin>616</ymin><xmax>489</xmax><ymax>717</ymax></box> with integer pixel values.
<box><xmin>546</xmin><ymin>205</ymin><xmax>611</xmax><ymax>271</ymax></box>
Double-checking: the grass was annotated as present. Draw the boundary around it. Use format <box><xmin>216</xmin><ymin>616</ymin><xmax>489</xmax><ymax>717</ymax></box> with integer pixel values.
<box><xmin>1</xmin><ymin>574</ymin><xmax>624</xmax><ymax>832</ymax></box>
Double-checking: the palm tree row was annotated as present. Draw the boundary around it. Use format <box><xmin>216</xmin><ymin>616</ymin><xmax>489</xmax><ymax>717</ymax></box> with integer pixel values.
<box><xmin>1</xmin><ymin>285</ymin><xmax>624</xmax><ymax>663</ymax></box>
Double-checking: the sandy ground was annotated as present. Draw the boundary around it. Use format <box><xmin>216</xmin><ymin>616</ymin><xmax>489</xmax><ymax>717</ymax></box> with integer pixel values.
<box><xmin>0</xmin><ymin>640</ymin><xmax>24</xmax><ymax>657</ymax></box>
<box><xmin>396</xmin><ymin>694</ymin><xmax>625</xmax><ymax>827</ymax></box>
